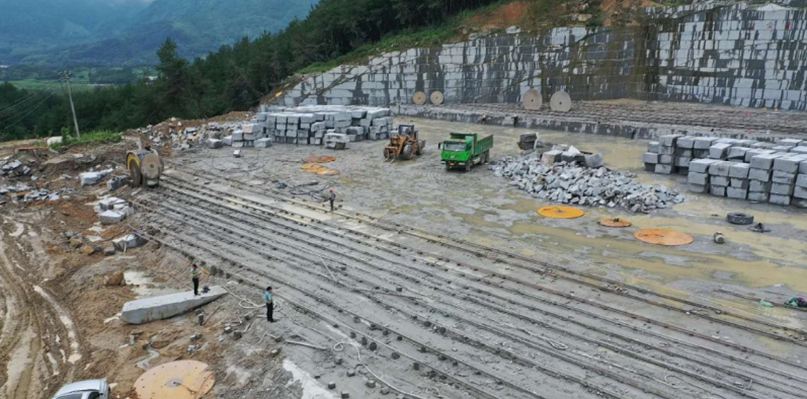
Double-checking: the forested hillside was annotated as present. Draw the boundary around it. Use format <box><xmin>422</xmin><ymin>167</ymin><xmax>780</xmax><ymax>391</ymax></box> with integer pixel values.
<box><xmin>0</xmin><ymin>0</ymin><xmax>500</xmax><ymax>140</ymax></box>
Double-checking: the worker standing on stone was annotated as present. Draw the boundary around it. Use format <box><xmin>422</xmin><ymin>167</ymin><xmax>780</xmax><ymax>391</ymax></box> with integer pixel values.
<box><xmin>264</xmin><ymin>286</ymin><xmax>275</xmax><ymax>322</ymax></box>
<box><xmin>191</xmin><ymin>264</ymin><xmax>200</xmax><ymax>296</ymax></box>
<box><xmin>328</xmin><ymin>189</ymin><xmax>336</xmax><ymax>212</ymax></box>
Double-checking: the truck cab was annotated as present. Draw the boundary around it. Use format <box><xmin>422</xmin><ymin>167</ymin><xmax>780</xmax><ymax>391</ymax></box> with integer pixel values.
<box><xmin>52</xmin><ymin>379</ymin><xmax>110</xmax><ymax>399</ymax></box>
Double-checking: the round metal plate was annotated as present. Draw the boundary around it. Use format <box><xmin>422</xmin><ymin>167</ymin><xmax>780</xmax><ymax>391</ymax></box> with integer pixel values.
<box><xmin>550</xmin><ymin>91</ymin><xmax>572</xmax><ymax>112</ymax></box>
<box><xmin>135</xmin><ymin>360</ymin><xmax>215</xmax><ymax>399</ymax></box>
<box><xmin>522</xmin><ymin>89</ymin><xmax>542</xmax><ymax>110</ymax></box>
<box><xmin>537</xmin><ymin>205</ymin><xmax>585</xmax><ymax>219</ymax></box>
<box><xmin>412</xmin><ymin>91</ymin><xmax>427</xmax><ymax>105</ymax></box>
<box><xmin>430</xmin><ymin>91</ymin><xmax>444</xmax><ymax>105</ymax></box>
<box><xmin>141</xmin><ymin>152</ymin><xmax>161</xmax><ymax>179</ymax></box>
<box><xmin>598</xmin><ymin>217</ymin><xmax>632</xmax><ymax>228</ymax></box>
<box><xmin>634</xmin><ymin>228</ymin><xmax>694</xmax><ymax>246</ymax></box>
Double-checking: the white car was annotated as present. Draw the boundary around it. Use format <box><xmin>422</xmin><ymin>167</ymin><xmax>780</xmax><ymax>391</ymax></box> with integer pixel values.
<box><xmin>52</xmin><ymin>379</ymin><xmax>110</xmax><ymax>399</ymax></box>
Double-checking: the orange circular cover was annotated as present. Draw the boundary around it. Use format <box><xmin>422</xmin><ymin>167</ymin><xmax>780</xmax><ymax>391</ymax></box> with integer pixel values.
<box><xmin>135</xmin><ymin>360</ymin><xmax>215</xmax><ymax>399</ymax></box>
<box><xmin>598</xmin><ymin>217</ymin><xmax>632</xmax><ymax>228</ymax></box>
<box><xmin>634</xmin><ymin>228</ymin><xmax>694</xmax><ymax>246</ymax></box>
<box><xmin>537</xmin><ymin>205</ymin><xmax>585</xmax><ymax>219</ymax></box>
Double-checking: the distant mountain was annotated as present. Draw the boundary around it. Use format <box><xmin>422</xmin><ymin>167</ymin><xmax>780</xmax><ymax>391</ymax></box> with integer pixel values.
<box><xmin>2</xmin><ymin>0</ymin><xmax>318</xmax><ymax>66</ymax></box>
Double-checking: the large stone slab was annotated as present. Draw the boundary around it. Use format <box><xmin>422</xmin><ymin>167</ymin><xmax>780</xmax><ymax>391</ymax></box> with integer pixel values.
<box><xmin>750</xmin><ymin>153</ymin><xmax>781</xmax><ymax>170</ymax></box>
<box><xmin>728</xmin><ymin>163</ymin><xmax>750</xmax><ymax>178</ymax></box>
<box><xmin>121</xmin><ymin>286</ymin><xmax>227</xmax><ymax>325</ymax></box>
<box><xmin>689</xmin><ymin>158</ymin><xmax>718</xmax><ymax>173</ymax></box>
<box><xmin>708</xmin><ymin>161</ymin><xmax>731</xmax><ymax>176</ymax></box>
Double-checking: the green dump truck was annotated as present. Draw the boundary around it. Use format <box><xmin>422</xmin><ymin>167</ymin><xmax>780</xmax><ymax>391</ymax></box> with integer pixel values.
<box><xmin>439</xmin><ymin>132</ymin><xmax>493</xmax><ymax>171</ymax></box>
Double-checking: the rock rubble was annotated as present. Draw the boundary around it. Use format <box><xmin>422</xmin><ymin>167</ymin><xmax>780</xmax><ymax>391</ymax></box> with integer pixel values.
<box><xmin>491</xmin><ymin>155</ymin><xmax>684</xmax><ymax>213</ymax></box>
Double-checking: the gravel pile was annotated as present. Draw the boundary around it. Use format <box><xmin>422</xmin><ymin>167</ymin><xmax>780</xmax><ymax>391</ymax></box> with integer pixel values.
<box><xmin>491</xmin><ymin>155</ymin><xmax>684</xmax><ymax>212</ymax></box>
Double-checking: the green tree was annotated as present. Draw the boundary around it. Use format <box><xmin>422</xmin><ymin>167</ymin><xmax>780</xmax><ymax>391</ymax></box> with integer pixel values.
<box><xmin>156</xmin><ymin>38</ymin><xmax>190</xmax><ymax>117</ymax></box>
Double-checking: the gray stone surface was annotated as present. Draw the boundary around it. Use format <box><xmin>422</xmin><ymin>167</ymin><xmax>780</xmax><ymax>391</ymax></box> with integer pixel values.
<box><xmin>770</xmin><ymin>183</ymin><xmax>794</xmax><ymax>196</ymax></box>
<box><xmin>797</xmin><ymin>174</ymin><xmax>807</xmax><ymax>188</ymax></box>
<box><xmin>688</xmin><ymin>183</ymin><xmax>708</xmax><ymax>193</ymax></box>
<box><xmin>748</xmin><ymin>168</ymin><xmax>771</xmax><ymax>182</ymax></box>
<box><xmin>749</xmin><ymin>180</ymin><xmax>770</xmax><ymax>193</ymax></box>
<box><xmin>655</xmin><ymin>164</ymin><xmax>674</xmax><ymax>175</ymax></box>
<box><xmin>711</xmin><ymin>176</ymin><xmax>729</xmax><ymax>187</ymax></box>
<box><xmin>728</xmin><ymin>163</ymin><xmax>750</xmax><ymax>178</ymax></box>
<box><xmin>771</xmin><ymin>171</ymin><xmax>796</xmax><ymax>185</ymax></box>
<box><xmin>693</xmin><ymin>137</ymin><xmax>717</xmax><ymax>150</ymax></box>
<box><xmin>727</xmin><ymin>187</ymin><xmax>748</xmax><ymax>200</ymax></box>
<box><xmin>769</xmin><ymin>194</ymin><xmax>791</xmax><ymax>206</ymax></box>
<box><xmin>795</xmin><ymin>185</ymin><xmax>807</xmax><ymax>200</ymax></box>
<box><xmin>689</xmin><ymin>158</ymin><xmax>718</xmax><ymax>173</ymax></box>
<box><xmin>687</xmin><ymin>172</ymin><xmax>708</xmax><ymax>185</ymax></box>
<box><xmin>710</xmin><ymin>186</ymin><xmax>726</xmax><ymax>197</ymax></box>
<box><xmin>747</xmin><ymin>191</ymin><xmax>769</xmax><ymax>202</ymax></box>
<box><xmin>121</xmin><ymin>286</ymin><xmax>227</xmax><ymax>325</ymax></box>
<box><xmin>660</xmin><ymin>135</ymin><xmax>680</xmax><ymax>147</ymax></box>
<box><xmin>708</xmin><ymin>161</ymin><xmax>731</xmax><ymax>176</ymax></box>
<box><xmin>647</xmin><ymin>141</ymin><xmax>660</xmax><ymax>153</ymax></box>
<box><xmin>709</xmin><ymin>143</ymin><xmax>733</xmax><ymax>159</ymax></box>
<box><xmin>643</xmin><ymin>153</ymin><xmax>659</xmax><ymax>164</ymax></box>
<box><xmin>750</xmin><ymin>153</ymin><xmax>780</xmax><ymax>170</ymax></box>
<box><xmin>730</xmin><ymin>178</ymin><xmax>748</xmax><ymax>189</ymax></box>
<box><xmin>773</xmin><ymin>156</ymin><xmax>804</xmax><ymax>173</ymax></box>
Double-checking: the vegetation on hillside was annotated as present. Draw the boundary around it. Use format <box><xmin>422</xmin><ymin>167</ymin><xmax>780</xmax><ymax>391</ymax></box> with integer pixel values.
<box><xmin>1</xmin><ymin>0</ymin><xmax>501</xmax><ymax>141</ymax></box>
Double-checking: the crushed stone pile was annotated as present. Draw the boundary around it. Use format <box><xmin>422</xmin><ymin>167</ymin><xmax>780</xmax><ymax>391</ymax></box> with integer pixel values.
<box><xmin>491</xmin><ymin>155</ymin><xmax>684</xmax><ymax>213</ymax></box>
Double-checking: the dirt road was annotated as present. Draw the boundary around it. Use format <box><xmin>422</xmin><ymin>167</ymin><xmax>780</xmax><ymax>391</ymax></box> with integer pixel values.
<box><xmin>0</xmin><ymin>215</ymin><xmax>79</xmax><ymax>399</ymax></box>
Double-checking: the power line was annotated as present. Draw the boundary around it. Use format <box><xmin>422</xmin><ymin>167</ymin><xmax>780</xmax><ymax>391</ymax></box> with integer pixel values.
<box><xmin>0</xmin><ymin>92</ymin><xmax>54</xmax><ymax>132</ymax></box>
<box><xmin>0</xmin><ymin>92</ymin><xmax>46</xmax><ymax>118</ymax></box>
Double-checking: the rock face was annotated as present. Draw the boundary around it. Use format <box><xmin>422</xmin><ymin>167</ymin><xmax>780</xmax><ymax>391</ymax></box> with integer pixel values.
<box><xmin>276</xmin><ymin>3</ymin><xmax>807</xmax><ymax>112</ymax></box>
<box><xmin>491</xmin><ymin>155</ymin><xmax>683</xmax><ymax>213</ymax></box>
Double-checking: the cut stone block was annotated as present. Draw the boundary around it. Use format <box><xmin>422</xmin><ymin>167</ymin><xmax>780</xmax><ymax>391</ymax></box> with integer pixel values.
<box><xmin>112</xmin><ymin>234</ymin><xmax>146</xmax><ymax>251</ymax></box>
<box><xmin>730</xmin><ymin>178</ymin><xmax>748</xmax><ymax>188</ymax></box>
<box><xmin>777</xmin><ymin>138</ymin><xmax>803</xmax><ymax>146</ymax></box>
<box><xmin>687</xmin><ymin>172</ymin><xmax>709</xmax><ymax>185</ymax></box>
<box><xmin>773</xmin><ymin>156</ymin><xmax>804</xmax><ymax>173</ymax></box>
<box><xmin>748</xmin><ymin>191</ymin><xmax>769</xmax><ymax>202</ymax></box>
<box><xmin>748</xmin><ymin>168</ymin><xmax>771</xmax><ymax>182</ymax></box>
<box><xmin>693</xmin><ymin>137</ymin><xmax>716</xmax><ymax>149</ymax></box>
<box><xmin>99</xmin><ymin>210</ymin><xmax>124</xmax><ymax>224</ymax></box>
<box><xmin>711</xmin><ymin>176</ymin><xmax>729</xmax><ymax>187</ymax></box>
<box><xmin>659</xmin><ymin>146</ymin><xmax>675</xmax><ymax>155</ymax></box>
<box><xmin>659</xmin><ymin>134</ymin><xmax>680</xmax><ymax>147</ymax></box>
<box><xmin>688</xmin><ymin>183</ymin><xmax>708</xmax><ymax>193</ymax></box>
<box><xmin>795</xmin><ymin>185</ymin><xmax>807</xmax><ymax>199</ymax></box>
<box><xmin>121</xmin><ymin>286</ymin><xmax>227</xmax><ymax>325</ymax></box>
<box><xmin>255</xmin><ymin>138</ymin><xmax>273</xmax><ymax>148</ymax></box>
<box><xmin>749</xmin><ymin>180</ymin><xmax>770</xmax><ymax>192</ymax></box>
<box><xmin>744</xmin><ymin>149</ymin><xmax>773</xmax><ymax>163</ymax></box>
<box><xmin>797</xmin><ymin>174</ymin><xmax>807</xmax><ymax>188</ymax></box>
<box><xmin>689</xmin><ymin>158</ymin><xmax>718</xmax><ymax>173</ymax></box>
<box><xmin>642</xmin><ymin>153</ymin><xmax>659</xmax><ymax>164</ymax></box>
<box><xmin>727</xmin><ymin>187</ymin><xmax>748</xmax><ymax>199</ymax></box>
<box><xmin>728</xmin><ymin>163</ymin><xmax>750</xmax><ymax>178</ymax></box>
<box><xmin>207</xmin><ymin>139</ymin><xmax>223</xmax><ymax>149</ymax></box>
<box><xmin>750</xmin><ymin>153</ymin><xmax>781</xmax><ymax>170</ymax></box>
<box><xmin>772</xmin><ymin>170</ymin><xmax>796</xmax><ymax>185</ymax></box>
<box><xmin>769</xmin><ymin>194</ymin><xmax>791</xmax><ymax>206</ymax></box>
<box><xmin>676</xmin><ymin>136</ymin><xmax>695</xmax><ymax>149</ymax></box>
<box><xmin>709</xmin><ymin>143</ymin><xmax>733</xmax><ymax>159</ymax></box>
<box><xmin>541</xmin><ymin>150</ymin><xmax>561</xmax><ymax>165</ymax></box>
<box><xmin>794</xmin><ymin>199</ymin><xmax>807</xmax><ymax>208</ymax></box>
<box><xmin>727</xmin><ymin>147</ymin><xmax>750</xmax><ymax>160</ymax></box>
<box><xmin>674</xmin><ymin>157</ymin><xmax>690</xmax><ymax>167</ymax></box>
<box><xmin>659</xmin><ymin>155</ymin><xmax>673</xmax><ymax>164</ymax></box>
<box><xmin>654</xmin><ymin>164</ymin><xmax>674</xmax><ymax>174</ymax></box>
<box><xmin>802</xmin><ymin>161</ymin><xmax>807</xmax><ymax>174</ymax></box>
<box><xmin>791</xmin><ymin>146</ymin><xmax>807</xmax><ymax>154</ymax></box>
<box><xmin>710</xmin><ymin>186</ymin><xmax>726</xmax><ymax>197</ymax></box>
<box><xmin>771</xmin><ymin>183</ymin><xmax>794</xmax><ymax>196</ymax></box>
<box><xmin>708</xmin><ymin>161</ymin><xmax>731</xmax><ymax>176</ymax></box>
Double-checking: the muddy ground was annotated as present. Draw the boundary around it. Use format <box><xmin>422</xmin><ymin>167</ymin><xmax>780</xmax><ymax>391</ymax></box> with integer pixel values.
<box><xmin>1</xmin><ymin>114</ymin><xmax>806</xmax><ymax>399</ymax></box>
<box><xmin>177</xmin><ymin>116</ymin><xmax>807</xmax><ymax>324</ymax></box>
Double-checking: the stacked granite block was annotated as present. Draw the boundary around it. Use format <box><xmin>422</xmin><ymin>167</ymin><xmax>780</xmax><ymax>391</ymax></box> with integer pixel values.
<box><xmin>258</xmin><ymin>105</ymin><xmax>392</xmax><ymax>146</ymax></box>
<box><xmin>649</xmin><ymin>136</ymin><xmax>807</xmax><ymax>208</ymax></box>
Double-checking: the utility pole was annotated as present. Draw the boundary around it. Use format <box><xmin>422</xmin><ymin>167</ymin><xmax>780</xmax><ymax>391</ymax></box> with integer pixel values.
<box><xmin>61</xmin><ymin>70</ymin><xmax>80</xmax><ymax>138</ymax></box>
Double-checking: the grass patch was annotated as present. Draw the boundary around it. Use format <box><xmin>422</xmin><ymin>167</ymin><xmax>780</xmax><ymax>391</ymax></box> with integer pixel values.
<box><xmin>52</xmin><ymin>130</ymin><xmax>122</xmax><ymax>151</ymax></box>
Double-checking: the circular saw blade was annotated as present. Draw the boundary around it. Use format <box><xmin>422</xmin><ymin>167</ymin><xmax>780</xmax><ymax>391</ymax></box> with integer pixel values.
<box><xmin>537</xmin><ymin>205</ymin><xmax>585</xmax><ymax>219</ymax></box>
<box><xmin>135</xmin><ymin>360</ymin><xmax>215</xmax><ymax>399</ymax></box>
<box><xmin>550</xmin><ymin>91</ymin><xmax>572</xmax><ymax>112</ymax></box>
<box><xmin>522</xmin><ymin>89</ymin><xmax>542</xmax><ymax>110</ymax></box>
<box><xmin>141</xmin><ymin>152</ymin><xmax>161</xmax><ymax>180</ymax></box>
<box><xmin>412</xmin><ymin>91</ymin><xmax>427</xmax><ymax>105</ymax></box>
<box><xmin>430</xmin><ymin>91</ymin><xmax>444</xmax><ymax>105</ymax></box>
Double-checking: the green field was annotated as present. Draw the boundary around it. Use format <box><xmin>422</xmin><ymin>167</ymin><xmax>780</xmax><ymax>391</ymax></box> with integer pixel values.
<box><xmin>8</xmin><ymin>79</ymin><xmax>107</xmax><ymax>92</ymax></box>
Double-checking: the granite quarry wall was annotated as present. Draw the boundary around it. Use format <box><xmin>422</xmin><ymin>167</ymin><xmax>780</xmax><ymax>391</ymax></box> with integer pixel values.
<box><xmin>276</xmin><ymin>2</ymin><xmax>807</xmax><ymax>112</ymax></box>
